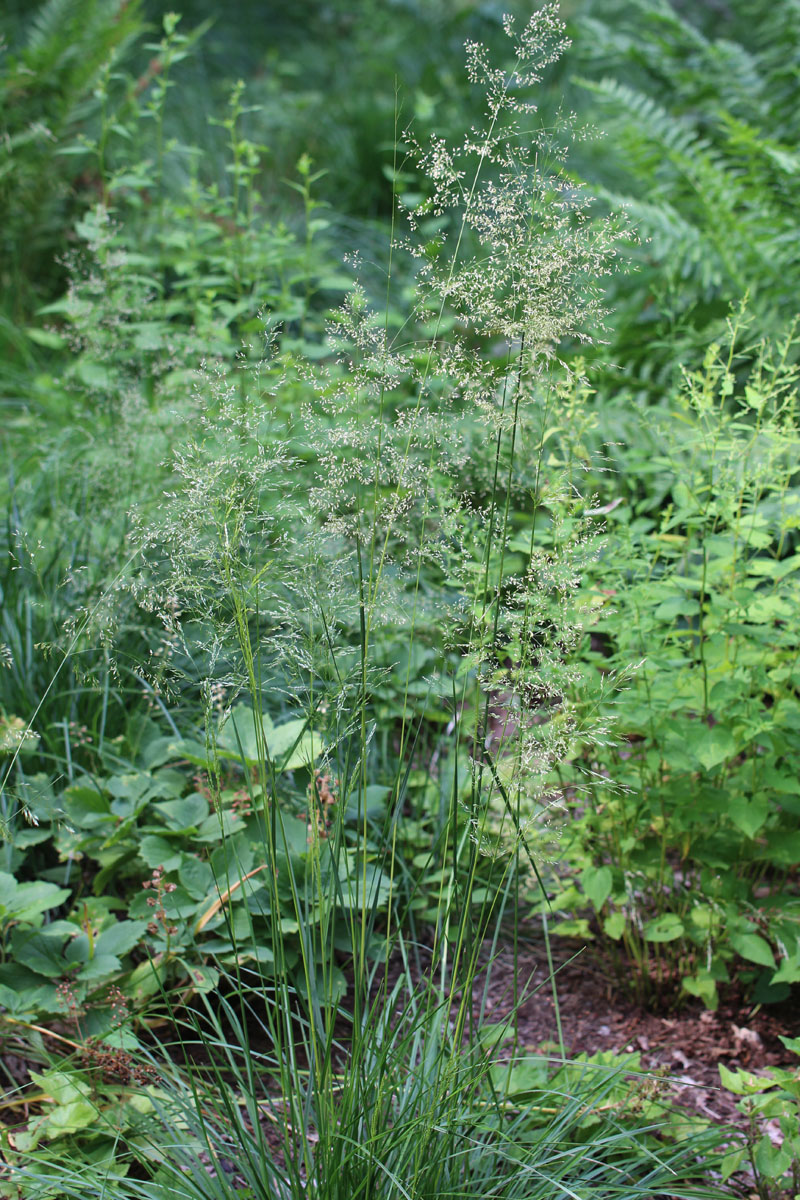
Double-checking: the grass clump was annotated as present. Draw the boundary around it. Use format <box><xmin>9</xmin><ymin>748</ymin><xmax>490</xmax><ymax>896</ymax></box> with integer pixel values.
<box><xmin>0</xmin><ymin>6</ymin><xmax>757</xmax><ymax>1197</ymax></box>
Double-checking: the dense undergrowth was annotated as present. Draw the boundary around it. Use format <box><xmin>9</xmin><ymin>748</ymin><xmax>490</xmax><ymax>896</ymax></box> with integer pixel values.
<box><xmin>1</xmin><ymin>2</ymin><xmax>799</xmax><ymax>1197</ymax></box>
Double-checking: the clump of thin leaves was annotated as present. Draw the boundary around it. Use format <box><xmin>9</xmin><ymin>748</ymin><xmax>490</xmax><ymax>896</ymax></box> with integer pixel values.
<box><xmin>12</xmin><ymin>959</ymin><xmax>724</xmax><ymax>1200</ymax></box>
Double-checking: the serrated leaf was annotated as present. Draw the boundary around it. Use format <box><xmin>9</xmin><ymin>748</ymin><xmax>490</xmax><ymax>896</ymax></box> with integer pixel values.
<box><xmin>44</xmin><ymin>1099</ymin><xmax>98</xmax><ymax>1137</ymax></box>
<box><xmin>685</xmin><ymin>724</ymin><xmax>736</xmax><ymax>772</ymax></box>
<box><xmin>94</xmin><ymin>920</ymin><xmax>148</xmax><ymax>960</ymax></box>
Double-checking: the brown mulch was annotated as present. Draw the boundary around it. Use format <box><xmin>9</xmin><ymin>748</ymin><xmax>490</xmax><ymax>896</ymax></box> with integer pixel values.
<box><xmin>473</xmin><ymin>933</ymin><xmax>800</xmax><ymax>1128</ymax></box>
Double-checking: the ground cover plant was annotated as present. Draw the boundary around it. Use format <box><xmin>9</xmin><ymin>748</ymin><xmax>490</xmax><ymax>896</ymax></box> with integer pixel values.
<box><xmin>539</xmin><ymin>311</ymin><xmax>800</xmax><ymax>1011</ymax></box>
<box><xmin>1</xmin><ymin>1</ymin><xmax>799</xmax><ymax>1197</ymax></box>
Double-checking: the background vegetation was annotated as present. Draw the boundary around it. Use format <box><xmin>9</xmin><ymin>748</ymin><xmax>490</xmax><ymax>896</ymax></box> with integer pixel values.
<box><xmin>1</xmin><ymin>1</ymin><xmax>798</xmax><ymax>1196</ymax></box>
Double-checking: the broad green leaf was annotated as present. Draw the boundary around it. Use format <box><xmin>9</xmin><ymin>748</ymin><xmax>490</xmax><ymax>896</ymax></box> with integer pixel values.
<box><xmin>551</xmin><ymin>918</ymin><xmax>592</xmax><ymax>939</ymax></box>
<box><xmin>127</xmin><ymin>958</ymin><xmax>167</xmax><ymax>1004</ymax></box>
<box><xmin>44</xmin><ymin>1099</ymin><xmax>98</xmax><ymax>1137</ymax></box>
<box><xmin>216</xmin><ymin>704</ymin><xmax>322</xmax><ymax>772</ymax></box>
<box><xmin>603</xmin><ymin>911</ymin><xmax>626</xmax><ymax>940</ymax></box>
<box><xmin>30</xmin><ymin>1070</ymin><xmax>92</xmax><ymax>1105</ymax></box>
<box><xmin>0</xmin><ymin>962</ymin><xmax>60</xmax><ymax>1013</ymax></box>
<box><xmin>179</xmin><ymin>856</ymin><xmax>214</xmax><ymax>900</ymax></box>
<box><xmin>672</xmin><ymin>479</ymin><xmax>698</xmax><ymax>513</ymax></box>
<box><xmin>492</xmin><ymin>1061</ymin><xmax>549</xmax><ymax>1099</ymax></box>
<box><xmin>77</xmin><ymin>953</ymin><xmax>121</xmax><ymax>981</ymax></box>
<box><xmin>727</xmin><ymin>796</ymin><xmax>769</xmax><ymax>839</ymax></box>
<box><xmin>179</xmin><ymin>961</ymin><xmax>219</xmax><ymax>993</ymax></box>
<box><xmin>0</xmin><ymin>872</ymin><xmax>18</xmax><ymax>911</ymax></box>
<box><xmin>26</xmin><ymin>327</ymin><xmax>66</xmax><ymax>349</ymax></box>
<box><xmin>6</xmin><ymin>1128</ymin><xmax>38</xmax><ymax>1153</ymax></box>
<box><xmin>746</xmin><ymin>596</ymin><xmax>793</xmax><ymax>623</ymax></box>
<box><xmin>138</xmin><ymin>835</ymin><xmax>183</xmax><ymax>872</ymax></box>
<box><xmin>194</xmin><ymin>809</ymin><xmax>247</xmax><ymax>842</ymax></box>
<box><xmin>643</xmin><ymin>914</ymin><xmax>684</xmax><ymax>942</ymax></box>
<box><xmin>580</xmin><ymin>865</ymin><xmax>613</xmax><ymax>911</ymax></box>
<box><xmin>747</xmin><ymin>553</ymin><xmax>800</xmax><ymax>579</ymax></box>
<box><xmin>12</xmin><ymin>931</ymin><xmax>68</xmax><ymax>977</ymax></box>
<box><xmin>689</xmin><ymin>905</ymin><xmax>713</xmax><ymax>929</ymax></box>
<box><xmin>107</xmin><ymin>773</ymin><xmax>153</xmax><ymax>804</ymax></box>
<box><xmin>209</xmin><ymin>834</ymin><xmax>256</xmax><ymax>881</ymax></box>
<box><xmin>94</xmin><ymin>920</ymin><xmax>148</xmax><ymax>960</ymax></box>
<box><xmin>63</xmin><ymin>785</ymin><xmax>112</xmax><ymax>828</ymax></box>
<box><xmin>729</xmin><ymin>931</ymin><xmax>775</xmax><ymax>968</ymax></box>
<box><xmin>151</xmin><ymin>794</ymin><xmax>209</xmax><ymax>831</ymax></box>
<box><xmin>764</xmin><ymin>830</ymin><xmax>800</xmax><ymax>866</ymax></box>
<box><xmin>720</xmin><ymin>1148</ymin><xmax>746</xmax><ymax>1181</ymax></box>
<box><xmin>754</xmin><ymin>1135</ymin><xmax>792</xmax><ymax>1179</ymax></box>
<box><xmin>653</xmin><ymin>595</ymin><xmax>701</xmax><ymax>621</ymax></box>
<box><xmin>719</xmin><ymin>1063</ymin><xmax>775</xmax><ymax>1095</ymax></box>
<box><xmin>10</xmin><ymin>881</ymin><xmax>71</xmax><ymax>923</ymax></box>
<box><xmin>682</xmin><ymin>974</ymin><xmax>718</xmax><ymax>1009</ymax></box>
<box><xmin>685</xmin><ymin>724</ymin><xmax>736</xmax><ymax>772</ymax></box>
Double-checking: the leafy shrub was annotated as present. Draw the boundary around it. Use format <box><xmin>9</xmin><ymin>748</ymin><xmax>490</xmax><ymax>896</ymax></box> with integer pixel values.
<box><xmin>548</xmin><ymin>310</ymin><xmax>800</xmax><ymax>1009</ymax></box>
<box><xmin>0</xmin><ymin>14</ymin><xmax>345</xmax><ymax>764</ymax></box>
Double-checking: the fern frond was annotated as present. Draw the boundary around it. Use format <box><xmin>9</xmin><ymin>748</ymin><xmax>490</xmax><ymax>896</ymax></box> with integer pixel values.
<box><xmin>587</xmin><ymin>185</ymin><xmax>722</xmax><ymax>298</ymax></box>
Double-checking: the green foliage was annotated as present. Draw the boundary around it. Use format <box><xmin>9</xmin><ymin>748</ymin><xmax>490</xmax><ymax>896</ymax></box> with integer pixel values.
<box><xmin>0</xmin><ymin>0</ymin><xmax>145</xmax><ymax>318</ymax></box>
<box><xmin>158</xmin><ymin>0</ymin><xmax>529</xmax><ymax>220</ymax></box>
<box><xmin>4</xmin><ymin>1</ymin><xmax>800</xmax><ymax>1194</ymax></box>
<box><xmin>0</xmin><ymin>707</ymin><xmax>400</xmax><ymax>1026</ymax></box>
<box><xmin>566</xmin><ymin>0</ymin><xmax>800</xmax><ymax>391</ymax></box>
<box><xmin>1</xmin><ymin>966</ymin><xmax>726</xmax><ymax>1200</ymax></box>
<box><xmin>1</xmin><ymin>1061</ymin><xmax>162</xmax><ymax>1188</ymax></box>
<box><xmin>0</xmin><ymin>15</ymin><xmax>344</xmax><ymax>765</ymax></box>
<box><xmin>717</xmin><ymin>1038</ymin><xmax>800</xmax><ymax>1199</ymax></box>
<box><xmin>495</xmin><ymin>1046</ymin><xmax>707</xmax><ymax>1144</ymax></box>
<box><xmin>548</xmin><ymin>310</ymin><xmax>800</xmax><ymax>1008</ymax></box>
